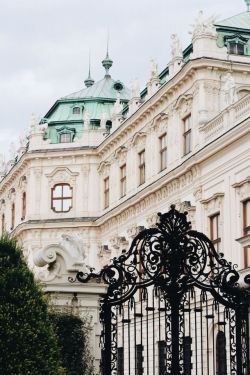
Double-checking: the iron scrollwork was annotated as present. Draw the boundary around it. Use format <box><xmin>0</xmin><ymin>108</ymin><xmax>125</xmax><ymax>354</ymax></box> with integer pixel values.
<box><xmin>70</xmin><ymin>205</ymin><xmax>250</xmax><ymax>375</ymax></box>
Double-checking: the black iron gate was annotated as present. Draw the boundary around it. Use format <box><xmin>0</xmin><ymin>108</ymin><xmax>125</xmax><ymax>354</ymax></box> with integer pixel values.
<box><xmin>73</xmin><ymin>206</ymin><xmax>250</xmax><ymax>375</ymax></box>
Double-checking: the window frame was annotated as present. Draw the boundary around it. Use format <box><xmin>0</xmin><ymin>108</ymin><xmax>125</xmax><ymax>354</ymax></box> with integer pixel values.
<box><xmin>183</xmin><ymin>115</ymin><xmax>192</xmax><ymax>156</ymax></box>
<box><xmin>72</xmin><ymin>106</ymin><xmax>81</xmax><ymax>115</ymax></box>
<box><xmin>11</xmin><ymin>203</ymin><xmax>15</xmax><ymax>230</ymax></box>
<box><xmin>59</xmin><ymin>132</ymin><xmax>72</xmax><ymax>144</ymax></box>
<box><xmin>243</xmin><ymin>199</ymin><xmax>250</xmax><ymax>268</ymax></box>
<box><xmin>210</xmin><ymin>213</ymin><xmax>221</xmax><ymax>252</ymax></box>
<box><xmin>138</xmin><ymin>149</ymin><xmax>145</xmax><ymax>186</ymax></box>
<box><xmin>51</xmin><ymin>183</ymin><xmax>73</xmax><ymax>213</ymax></box>
<box><xmin>104</xmin><ymin>177</ymin><xmax>110</xmax><ymax>209</ymax></box>
<box><xmin>120</xmin><ymin>164</ymin><xmax>126</xmax><ymax>198</ymax></box>
<box><xmin>159</xmin><ymin>133</ymin><xmax>167</xmax><ymax>172</ymax></box>
<box><xmin>21</xmin><ymin>192</ymin><xmax>26</xmax><ymax>220</ymax></box>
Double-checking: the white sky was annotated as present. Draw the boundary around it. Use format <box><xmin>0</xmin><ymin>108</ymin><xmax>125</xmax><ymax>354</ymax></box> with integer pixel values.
<box><xmin>0</xmin><ymin>0</ymin><xmax>245</xmax><ymax>157</ymax></box>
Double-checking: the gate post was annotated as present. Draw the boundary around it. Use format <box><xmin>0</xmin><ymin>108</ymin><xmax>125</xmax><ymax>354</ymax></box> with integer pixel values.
<box><xmin>102</xmin><ymin>303</ymin><xmax>112</xmax><ymax>374</ymax></box>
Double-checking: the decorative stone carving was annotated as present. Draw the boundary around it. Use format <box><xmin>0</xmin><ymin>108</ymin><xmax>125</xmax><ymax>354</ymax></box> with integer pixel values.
<box><xmin>98</xmin><ymin>244</ymin><xmax>111</xmax><ymax>267</ymax></box>
<box><xmin>174</xmin><ymin>94</ymin><xmax>193</xmax><ymax>117</ymax></box>
<box><xmin>98</xmin><ymin>161</ymin><xmax>111</xmax><ymax>176</ymax></box>
<box><xmin>130</xmin><ymin>80</ymin><xmax>140</xmax><ymax>99</ymax></box>
<box><xmin>127</xmin><ymin>224</ymin><xmax>145</xmax><ymax>239</ymax></box>
<box><xmin>0</xmin><ymin>154</ymin><xmax>6</xmax><ymax>178</ymax></box>
<box><xmin>46</xmin><ymin>167</ymin><xmax>79</xmax><ymax>185</ymax></box>
<box><xmin>233</xmin><ymin>177</ymin><xmax>250</xmax><ymax>201</ymax></box>
<box><xmin>146</xmin><ymin>212</ymin><xmax>160</xmax><ymax>228</ymax></box>
<box><xmin>60</xmin><ymin>233</ymin><xmax>87</xmax><ymax>261</ymax></box>
<box><xmin>114</xmin><ymin>146</ymin><xmax>128</xmax><ymax>165</ymax></box>
<box><xmin>83</xmin><ymin>110</ymin><xmax>91</xmax><ymax>128</ymax></box>
<box><xmin>201</xmin><ymin>193</ymin><xmax>224</xmax><ymax>216</ymax></box>
<box><xmin>190</xmin><ymin>11</ymin><xmax>217</xmax><ymax>39</ymax></box>
<box><xmin>130</xmin><ymin>132</ymin><xmax>147</xmax><ymax>151</ymax></box>
<box><xmin>221</xmin><ymin>72</ymin><xmax>238</xmax><ymax>108</ymax></box>
<box><xmin>193</xmin><ymin>185</ymin><xmax>202</xmax><ymax>202</ymax></box>
<box><xmin>113</xmin><ymin>94</ymin><xmax>123</xmax><ymax>115</ymax></box>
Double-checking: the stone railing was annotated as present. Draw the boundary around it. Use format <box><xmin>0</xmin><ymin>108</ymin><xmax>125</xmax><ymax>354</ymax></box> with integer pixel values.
<box><xmin>201</xmin><ymin>93</ymin><xmax>250</xmax><ymax>143</ymax></box>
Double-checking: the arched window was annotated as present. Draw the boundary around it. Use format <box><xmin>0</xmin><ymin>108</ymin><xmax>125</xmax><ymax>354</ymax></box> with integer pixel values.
<box><xmin>22</xmin><ymin>192</ymin><xmax>26</xmax><ymax>220</ymax></box>
<box><xmin>51</xmin><ymin>184</ymin><xmax>72</xmax><ymax>213</ymax></box>
<box><xmin>11</xmin><ymin>203</ymin><xmax>15</xmax><ymax>230</ymax></box>
<box><xmin>216</xmin><ymin>331</ymin><xmax>227</xmax><ymax>375</ymax></box>
<box><xmin>1</xmin><ymin>213</ymin><xmax>5</xmax><ymax>234</ymax></box>
<box><xmin>72</xmin><ymin>107</ymin><xmax>80</xmax><ymax>115</ymax></box>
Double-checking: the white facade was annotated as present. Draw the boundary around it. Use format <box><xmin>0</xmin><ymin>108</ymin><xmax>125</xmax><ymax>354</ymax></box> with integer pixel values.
<box><xmin>0</xmin><ymin>7</ymin><xmax>250</xmax><ymax>374</ymax></box>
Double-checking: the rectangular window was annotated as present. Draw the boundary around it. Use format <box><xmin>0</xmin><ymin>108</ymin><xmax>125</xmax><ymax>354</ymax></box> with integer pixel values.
<box><xmin>11</xmin><ymin>203</ymin><xmax>15</xmax><ymax>230</ymax></box>
<box><xmin>60</xmin><ymin>133</ymin><xmax>71</xmax><ymax>143</ymax></box>
<box><xmin>22</xmin><ymin>192</ymin><xmax>26</xmax><ymax>220</ymax></box>
<box><xmin>159</xmin><ymin>133</ymin><xmax>167</xmax><ymax>171</ymax></box>
<box><xmin>51</xmin><ymin>184</ymin><xmax>72</xmax><ymax>213</ymax></box>
<box><xmin>183</xmin><ymin>115</ymin><xmax>192</xmax><ymax>155</ymax></box>
<box><xmin>158</xmin><ymin>341</ymin><xmax>166</xmax><ymax>375</ymax></box>
<box><xmin>104</xmin><ymin>177</ymin><xmax>110</xmax><ymax>209</ymax></box>
<box><xmin>138</xmin><ymin>150</ymin><xmax>145</xmax><ymax>186</ymax></box>
<box><xmin>120</xmin><ymin>164</ymin><xmax>126</xmax><ymax>198</ymax></box>
<box><xmin>210</xmin><ymin>213</ymin><xmax>221</xmax><ymax>252</ymax></box>
<box><xmin>243</xmin><ymin>199</ymin><xmax>250</xmax><ymax>268</ymax></box>
<box><xmin>136</xmin><ymin>344</ymin><xmax>143</xmax><ymax>375</ymax></box>
<box><xmin>117</xmin><ymin>347</ymin><xmax>124</xmax><ymax>375</ymax></box>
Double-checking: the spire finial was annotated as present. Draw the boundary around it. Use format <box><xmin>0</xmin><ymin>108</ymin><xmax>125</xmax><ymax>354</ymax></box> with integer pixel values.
<box><xmin>102</xmin><ymin>30</ymin><xmax>113</xmax><ymax>77</ymax></box>
<box><xmin>245</xmin><ymin>0</ymin><xmax>250</xmax><ymax>11</ymax></box>
<box><xmin>84</xmin><ymin>50</ymin><xmax>95</xmax><ymax>88</ymax></box>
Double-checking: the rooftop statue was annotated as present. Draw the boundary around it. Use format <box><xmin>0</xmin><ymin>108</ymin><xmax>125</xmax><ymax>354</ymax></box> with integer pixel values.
<box><xmin>84</xmin><ymin>110</ymin><xmax>90</xmax><ymax>127</ymax></box>
<box><xmin>113</xmin><ymin>93</ymin><xmax>123</xmax><ymax>115</ymax></box>
<box><xmin>130</xmin><ymin>79</ymin><xmax>140</xmax><ymax>99</ymax></box>
<box><xmin>190</xmin><ymin>10</ymin><xmax>217</xmax><ymax>38</ymax></box>
<box><xmin>150</xmin><ymin>59</ymin><xmax>158</xmax><ymax>78</ymax></box>
<box><xmin>170</xmin><ymin>34</ymin><xmax>182</xmax><ymax>59</ymax></box>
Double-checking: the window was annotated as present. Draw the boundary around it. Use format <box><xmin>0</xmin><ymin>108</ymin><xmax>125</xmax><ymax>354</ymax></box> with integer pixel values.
<box><xmin>21</xmin><ymin>192</ymin><xmax>26</xmax><ymax>220</ymax></box>
<box><xmin>120</xmin><ymin>164</ymin><xmax>126</xmax><ymax>198</ymax></box>
<box><xmin>117</xmin><ymin>347</ymin><xmax>124</xmax><ymax>375</ymax></box>
<box><xmin>136</xmin><ymin>344</ymin><xmax>143</xmax><ymax>375</ymax></box>
<box><xmin>72</xmin><ymin>107</ymin><xmax>81</xmax><ymax>114</ymax></box>
<box><xmin>51</xmin><ymin>184</ymin><xmax>72</xmax><ymax>213</ymax></box>
<box><xmin>138</xmin><ymin>150</ymin><xmax>145</xmax><ymax>186</ymax></box>
<box><xmin>1</xmin><ymin>213</ymin><xmax>5</xmax><ymax>234</ymax></box>
<box><xmin>243</xmin><ymin>199</ymin><xmax>250</xmax><ymax>268</ymax></box>
<box><xmin>11</xmin><ymin>203</ymin><xmax>15</xmax><ymax>230</ymax></box>
<box><xmin>60</xmin><ymin>133</ymin><xmax>72</xmax><ymax>143</ymax></box>
<box><xmin>210</xmin><ymin>213</ymin><xmax>221</xmax><ymax>252</ymax></box>
<box><xmin>228</xmin><ymin>42</ymin><xmax>244</xmax><ymax>55</ymax></box>
<box><xmin>216</xmin><ymin>331</ymin><xmax>227</xmax><ymax>375</ymax></box>
<box><xmin>104</xmin><ymin>177</ymin><xmax>110</xmax><ymax>209</ymax></box>
<box><xmin>183</xmin><ymin>115</ymin><xmax>192</xmax><ymax>155</ymax></box>
<box><xmin>159</xmin><ymin>133</ymin><xmax>167</xmax><ymax>171</ymax></box>
<box><xmin>158</xmin><ymin>341</ymin><xmax>166</xmax><ymax>375</ymax></box>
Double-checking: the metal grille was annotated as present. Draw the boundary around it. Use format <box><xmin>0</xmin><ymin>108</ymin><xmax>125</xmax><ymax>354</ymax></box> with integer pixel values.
<box><xmin>72</xmin><ymin>206</ymin><xmax>250</xmax><ymax>375</ymax></box>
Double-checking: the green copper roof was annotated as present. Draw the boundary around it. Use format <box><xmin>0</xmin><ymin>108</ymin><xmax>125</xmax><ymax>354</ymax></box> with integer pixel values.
<box><xmin>63</xmin><ymin>76</ymin><xmax>129</xmax><ymax>101</ymax></box>
<box><xmin>215</xmin><ymin>11</ymin><xmax>250</xmax><ymax>30</ymax></box>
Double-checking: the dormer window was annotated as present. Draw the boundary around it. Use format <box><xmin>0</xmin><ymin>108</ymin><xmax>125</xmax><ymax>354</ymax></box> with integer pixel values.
<box><xmin>72</xmin><ymin>107</ymin><xmax>81</xmax><ymax>115</ymax></box>
<box><xmin>228</xmin><ymin>41</ymin><xmax>244</xmax><ymax>55</ymax></box>
<box><xmin>60</xmin><ymin>133</ymin><xmax>72</xmax><ymax>143</ymax></box>
<box><xmin>224</xmin><ymin>34</ymin><xmax>248</xmax><ymax>56</ymax></box>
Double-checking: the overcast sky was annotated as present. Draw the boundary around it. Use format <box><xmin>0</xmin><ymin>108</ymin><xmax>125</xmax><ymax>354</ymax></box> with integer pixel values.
<box><xmin>0</xmin><ymin>0</ymin><xmax>244</xmax><ymax>157</ymax></box>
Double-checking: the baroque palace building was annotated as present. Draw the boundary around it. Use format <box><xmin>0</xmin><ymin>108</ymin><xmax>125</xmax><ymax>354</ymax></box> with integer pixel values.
<box><xmin>0</xmin><ymin>2</ymin><xmax>250</xmax><ymax>373</ymax></box>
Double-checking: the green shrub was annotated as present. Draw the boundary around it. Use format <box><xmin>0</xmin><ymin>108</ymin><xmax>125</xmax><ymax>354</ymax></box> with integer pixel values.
<box><xmin>51</xmin><ymin>313</ymin><xmax>94</xmax><ymax>375</ymax></box>
<box><xmin>0</xmin><ymin>235</ymin><xmax>62</xmax><ymax>375</ymax></box>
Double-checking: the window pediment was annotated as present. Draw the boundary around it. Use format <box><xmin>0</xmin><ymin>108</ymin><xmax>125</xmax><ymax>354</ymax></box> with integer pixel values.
<box><xmin>46</xmin><ymin>167</ymin><xmax>79</xmax><ymax>185</ymax></box>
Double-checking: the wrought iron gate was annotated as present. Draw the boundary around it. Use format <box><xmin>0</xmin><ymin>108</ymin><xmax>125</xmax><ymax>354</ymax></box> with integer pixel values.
<box><xmin>73</xmin><ymin>206</ymin><xmax>250</xmax><ymax>375</ymax></box>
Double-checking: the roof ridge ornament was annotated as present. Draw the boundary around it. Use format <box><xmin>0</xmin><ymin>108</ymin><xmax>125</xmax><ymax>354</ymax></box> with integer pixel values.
<box><xmin>102</xmin><ymin>32</ymin><xmax>113</xmax><ymax>78</ymax></box>
<box><xmin>84</xmin><ymin>50</ymin><xmax>95</xmax><ymax>88</ymax></box>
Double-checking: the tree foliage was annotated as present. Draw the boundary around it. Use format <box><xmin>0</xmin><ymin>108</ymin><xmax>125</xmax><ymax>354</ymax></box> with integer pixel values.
<box><xmin>51</xmin><ymin>313</ymin><xmax>94</xmax><ymax>375</ymax></box>
<box><xmin>0</xmin><ymin>235</ymin><xmax>62</xmax><ymax>375</ymax></box>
